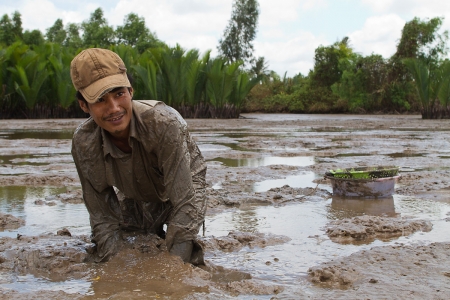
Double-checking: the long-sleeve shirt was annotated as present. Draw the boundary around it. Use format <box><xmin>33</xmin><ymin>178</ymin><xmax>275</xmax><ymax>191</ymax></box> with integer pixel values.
<box><xmin>71</xmin><ymin>100</ymin><xmax>207</xmax><ymax>262</ymax></box>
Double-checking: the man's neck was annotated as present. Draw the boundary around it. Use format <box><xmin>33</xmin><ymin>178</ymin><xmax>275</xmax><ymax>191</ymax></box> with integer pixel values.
<box><xmin>108</xmin><ymin>133</ymin><xmax>132</xmax><ymax>153</ymax></box>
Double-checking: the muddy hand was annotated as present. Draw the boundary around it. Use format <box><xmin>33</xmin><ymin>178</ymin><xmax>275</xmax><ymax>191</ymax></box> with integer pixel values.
<box><xmin>170</xmin><ymin>240</ymin><xmax>193</xmax><ymax>263</ymax></box>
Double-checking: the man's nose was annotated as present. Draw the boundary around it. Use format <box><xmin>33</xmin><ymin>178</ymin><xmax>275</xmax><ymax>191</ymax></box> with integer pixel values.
<box><xmin>105</xmin><ymin>96</ymin><xmax>120</xmax><ymax>112</ymax></box>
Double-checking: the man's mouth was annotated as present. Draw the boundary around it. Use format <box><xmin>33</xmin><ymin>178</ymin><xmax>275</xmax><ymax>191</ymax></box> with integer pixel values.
<box><xmin>105</xmin><ymin>112</ymin><xmax>125</xmax><ymax>122</ymax></box>
<box><xmin>105</xmin><ymin>113</ymin><xmax>125</xmax><ymax>122</ymax></box>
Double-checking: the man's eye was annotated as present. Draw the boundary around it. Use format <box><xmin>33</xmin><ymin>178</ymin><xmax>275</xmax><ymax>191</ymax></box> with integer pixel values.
<box><xmin>97</xmin><ymin>98</ymin><xmax>105</xmax><ymax>103</ymax></box>
<box><xmin>117</xmin><ymin>92</ymin><xmax>125</xmax><ymax>97</ymax></box>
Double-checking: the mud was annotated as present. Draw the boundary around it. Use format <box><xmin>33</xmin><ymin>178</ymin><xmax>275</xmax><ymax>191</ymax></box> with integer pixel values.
<box><xmin>0</xmin><ymin>213</ymin><xmax>25</xmax><ymax>229</ymax></box>
<box><xmin>308</xmin><ymin>242</ymin><xmax>450</xmax><ymax>299</ymax></box>
<box><xmin>0</xmin><ymin>114</ymin><xmax>449</xmax><ymax>299</ymax></box>
<box><xmin>325</xmin><ymin>215</ymin><xmax>433</xmax><ymax>244</ymax></box>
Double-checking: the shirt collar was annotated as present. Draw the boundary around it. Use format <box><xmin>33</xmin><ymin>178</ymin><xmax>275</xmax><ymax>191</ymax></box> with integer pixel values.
<box><xmin>102</xmin><ymin>112</ymin><xmax>137</xmax><ymax>158</ymax></box>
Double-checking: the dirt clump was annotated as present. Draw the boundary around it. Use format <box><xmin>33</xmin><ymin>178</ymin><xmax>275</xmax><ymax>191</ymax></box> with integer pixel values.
<box><xmin>0</xmin><ymin>235</ymin><xmax>91</xmax><ymax>281</ymax></box>
<box><xmin>308</xmin><ymin>242</ymin><xmax>450</xmax><ymax>299</ymax></box>
<box><xmin>325</xmin><ymin>215</ymin><xmax>433</xmax><ymax>244</ymax></box>
<box><xmin>201</xmin><ymin>231</ymin><xmax>291</xmax><ymax>252</ymax></box>
<box><xmin>0</xmin><ymin>213</ymin><xmax>25</xmax><ymax>229</ymax></box>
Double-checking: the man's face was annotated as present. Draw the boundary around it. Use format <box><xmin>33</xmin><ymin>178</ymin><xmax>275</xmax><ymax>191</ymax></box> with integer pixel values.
<box><xmin>78</xmin><ymin>87</ymin><xmax>133</xmax><ymax>140</ymax></box>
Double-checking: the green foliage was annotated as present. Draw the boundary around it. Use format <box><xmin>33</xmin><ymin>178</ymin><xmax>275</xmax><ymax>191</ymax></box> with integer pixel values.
<box><xmin>11</xmin><ymin>11</ymin><xmax>23</xmax><ymax>41</ymax></box>
<box><xmin>6</xmin><ymin>45</ymin><xmax>49</xmax><ymax>109</ymax></box>
<box><xmin>205</xmin><ymin>58</ymin><xmax>241</xmax><ymax>108</ymax></box>
<box><xmin>218</xmin><ymin>0</ymin><xmax>259</xmax><ymax>67</ymax></box>
<box><xmin>46</xmin><ymin>19</ymin><xmax>67</xmax><ymax>44</ymax></box>
<box><xmin>230</xmin><ymin>71</ymin><xmax>260</xmax><ymax>109</ymax></box>
<box><xmin>132</xmin><ymin>51</ymin><xmax>159</xmax><ymax>100</ymax></box>
<box><xmin>403</xmin><ymin>57</ymin><xmax>450</xmax><ymax>118</ymax></box>
<box><xmin>0</xmin><ymin>14</ymin><xmax>15</xmax><ymax>46</ymax></box>
<box><xmin>81</xmin><ymin>8</ymin><xmax>115</xmax><ymax>47</ymax></box>
<box><xmin>65</xmin><ymin>23</ymin><xmax>83</xmax><ymax>48</ymax></box>
<box><xmin>389</xmin><ymin>17</ymin><xmax>449</xmax><ymax>109</ymax></box>
<box><xmin>47</xmin><ymin>45</ymin><xmax>77</xmax><ymax>108</ymax></box>
<box><xmin>1</xmin><ymin>10</ymin><xmax>450</xmax><ymax>118</ymax></box>
<box><xmin>311</xmin><ymin>37</ymin><xmax>352</xmax><ymax>88</ymax></box>
<box><xmin>116</xmin><ymin>13</ymin><xmax>162</xmax><ymax>53</ymax></box>
<box><xmin>437</xmin><ymin>60</ymin><xmax>450</xmax><ymax>107</ymax></box>
<box><xmin>394</xmin><ymin>17</ymin><xmax>448</xmax><ymax>64</ymax></box>
<box><xmin>332</xmin><ymin>53</ymin><xmax>388</xmax><ymax>112</ymax></box>
<box><xmin>23</xmin><ymin>30</ymin><xmax>45</xmax><ymax>46</ymax></box>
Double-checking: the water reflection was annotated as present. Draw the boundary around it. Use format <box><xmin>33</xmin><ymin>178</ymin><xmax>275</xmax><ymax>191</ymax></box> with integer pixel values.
<box><xmin>0</xmin><ymin>186</ymin><xmax>90</xmax><ymax>237</ymax></box>
<box><xmin>0</xmin><ymin>275</ymin><xmax>91</xmax><ymax>295</ymax></box>
<box><xmin>0</xmin><ymin>130</ymin><xmax>73</xmax><ymax>140</ymax></box>
<box><xmin>253</xmin><ymin>171</ymin><xmax>317</xmax><ymax>192</ymax></box>
<box><xmin>0</xmin><ymin>153</ymin><xmax>71</xmax><ymax>166</ymax></box>
<box><xmin>0</xmin><ymin>130</ymin><xmax>74</xmax><ymax>140</ymax></box>
<box><xmin>205</xmin><ymin>194</ymin><xmax>450</xmax><ymax>290</ymax></box>
<box><xmin>328</xmin><ymin>196</ymin><xmax>397</xmax><ymax>219</ymax></box>
<box><xmin>210</xmin><ymin>156</ymin><xmax>315</xmax><ymax>168</ymax></box>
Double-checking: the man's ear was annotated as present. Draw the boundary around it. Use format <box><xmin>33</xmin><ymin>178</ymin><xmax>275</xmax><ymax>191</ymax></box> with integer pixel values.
<box><xmin>128</xmin><ymin>87</ymin><xmax>134</xmax><ymax>98</ymax></box>
<box><xmin>78</xmin><ymin>99</ymin><xmax>90</xmax><ymax>114</ymax></box>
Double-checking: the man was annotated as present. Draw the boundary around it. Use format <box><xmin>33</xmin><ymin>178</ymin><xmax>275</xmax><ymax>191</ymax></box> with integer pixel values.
<box><xmin>70</xmin><ymin>48</ymin><xmax>207</xmax><ymax>265</ymax></box>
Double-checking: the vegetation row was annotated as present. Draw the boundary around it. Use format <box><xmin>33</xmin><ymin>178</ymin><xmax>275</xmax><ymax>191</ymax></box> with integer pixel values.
<box><xmin>1</xmin><ymin>5</ymin><xmax>450</xmax><ymax>119</ymax></box>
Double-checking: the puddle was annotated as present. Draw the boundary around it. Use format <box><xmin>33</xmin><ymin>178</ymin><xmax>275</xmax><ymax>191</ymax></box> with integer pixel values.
<box><xmin>0</xmin><ymin>186</ymin><xmax>90</xmax><ymax>238</ymax></box>
<box><xmin>210</xmin><ymin>156</ymin><xmax>314</xmax><ymax>168</ymax></box>
<box><xmin>0</xmin><ymin>130</ymin><xmax>74</xmax><ymax>140</ymax></box>
<box><xmin>0</xmin><ymin>153</ymin><xmax>72</xmax><ymax>166</ymax></box>
<box><xmin>1</xmin><ymin>275</ymin><xmax>90</xmax><ymax>295</ymax></box>
<box><xmin>199</xmin><ymin>142</ymin><xmax>257</xmax><ymax>152</ymax></box>
<box><xmin>205</xmin><ymin>194</ymin><xmax>450</xmax><ymax>290</ymax></box>
<box><xmin>329</xmin><ymin>196</ymin><xmax>397</xmax><ymax>218</ymax></box>
<box><xmin>1</xmin><ymin>118</ymin><xmax>450</xmax><ymax>298</ymax></box>
<box><xmin>252</xmin><ymin>171</ymin><xmax>318</xmax><ymax>192</ymax></box>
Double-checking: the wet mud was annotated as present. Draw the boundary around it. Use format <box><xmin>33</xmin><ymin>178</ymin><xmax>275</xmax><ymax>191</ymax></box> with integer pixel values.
<box><xmin>325</xmin><ymin>215</ymin><xmax>433</xmax><ymax>244</ymax></box>
<box><xmin>0</xmin><ymin>114</ymin><xmax>449</xmax><ymax>299</ymax></box>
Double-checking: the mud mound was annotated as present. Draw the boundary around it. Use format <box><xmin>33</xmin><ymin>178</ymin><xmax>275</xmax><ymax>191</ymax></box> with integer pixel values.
<box><xmin>0</xmin><ymin>213</ymin><xmax>25</xmax><ymax>229</ymax></box>
<box><xmin>201</xmin><ymin>231</ymin><xmax>291</xmax><ymax>252</ymax></box>
<box><xmin>308</xmin><ymin>242</ymin><xmax>450</xmax><ymax>299</ymax></box>
<box><xmin>325</xmin><ymin>215</ymin><xmax>432</xmax><ymax>244</ymax></box>
<box><xmin>0</xmin><ymin>235</ymin><xmax>91</xmax><ymax>280</ymax></box>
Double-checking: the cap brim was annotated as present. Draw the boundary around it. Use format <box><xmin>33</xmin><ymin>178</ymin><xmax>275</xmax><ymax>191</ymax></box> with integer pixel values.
<box><xmin>79</xmin><ymin>73</ymin><xmax>131</xmax><ymax>104</ymax></box>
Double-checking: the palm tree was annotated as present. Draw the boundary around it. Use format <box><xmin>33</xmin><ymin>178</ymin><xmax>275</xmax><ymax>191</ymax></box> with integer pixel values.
<box><xmin>403</xmin><ymin>58</ymin><xmax>450</xmax><ymax>118</ymax></box>
<box><xmin>7</xmin><ymin>44</ymin><xmax>49</xmax><ymax>111</ymax></box>
<box><xmin>47</xmin><ymin>44</ymin><xmax>77</xmax><ymax>109</ymax></box>
<box><xmin>205</xmin><ymin>58</ymin><xmax>241</xmax><ymax>118</ymax></box>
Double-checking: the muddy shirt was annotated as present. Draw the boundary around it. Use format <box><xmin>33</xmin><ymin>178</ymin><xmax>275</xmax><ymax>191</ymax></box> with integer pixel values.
<box><xmin>71</xmin><ymin>100</ymin><xmax>207</xmax><ymax>262</ymax></box>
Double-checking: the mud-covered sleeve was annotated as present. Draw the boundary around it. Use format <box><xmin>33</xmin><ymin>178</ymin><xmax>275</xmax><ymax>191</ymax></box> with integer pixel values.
<box><xmin>71</xmin><ymin>141</ymin><xmax>122</xmax><ymax>262</ymax></box>
<box><xmin>155</xmin><ymin>113</ymin><xmax>206</xmax><ymax>251</ymax></box>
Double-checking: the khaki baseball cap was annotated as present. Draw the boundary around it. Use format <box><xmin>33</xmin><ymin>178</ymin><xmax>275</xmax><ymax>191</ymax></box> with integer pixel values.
<box><xmin>70</xmin><ymin>48</ymin><xmax>131</xmax><ymax>103</ymax></box>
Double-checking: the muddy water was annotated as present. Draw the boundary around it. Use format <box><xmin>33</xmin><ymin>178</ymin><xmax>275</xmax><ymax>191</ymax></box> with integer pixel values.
<box><xmin>0</xmin><ymin>114</ymin><xmax>449</xmax><ymax>299</ymax></box>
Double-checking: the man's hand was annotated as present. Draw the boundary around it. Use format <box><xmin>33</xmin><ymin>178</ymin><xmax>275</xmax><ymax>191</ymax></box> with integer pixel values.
<box><xmin>170</xmin><ymin>240</ymin><xmax>193</xmax><ymax>263</ymax></box>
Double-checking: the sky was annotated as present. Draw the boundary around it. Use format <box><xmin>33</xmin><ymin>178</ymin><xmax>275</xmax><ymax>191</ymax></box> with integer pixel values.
<box><xmin>1</xmin><ymin>0</ymin><xmax>450</xmax><ymax>77</ymax></box>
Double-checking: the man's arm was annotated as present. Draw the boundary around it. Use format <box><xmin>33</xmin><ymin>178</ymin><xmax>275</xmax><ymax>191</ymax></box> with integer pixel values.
<box><xmin>155</xmin><ymin>109</ymin><xmax>206</xmax><ymax>262</ymax></box>
<box><xmin>72</xmin><ymin>143</ymin><xmax>122</xmax><ymax>262</ymax></box>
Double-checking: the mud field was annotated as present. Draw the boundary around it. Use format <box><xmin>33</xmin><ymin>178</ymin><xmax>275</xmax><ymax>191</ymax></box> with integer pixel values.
<box><xmin>0</xmin><ymin>114</ymin><xmax>449</xmax><ymax>299</ymax></box>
